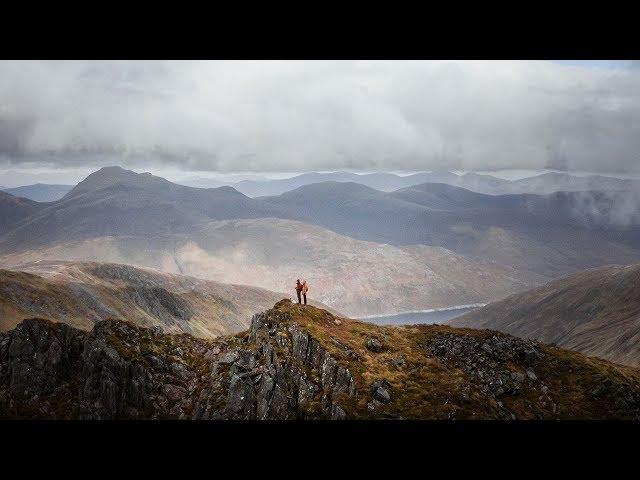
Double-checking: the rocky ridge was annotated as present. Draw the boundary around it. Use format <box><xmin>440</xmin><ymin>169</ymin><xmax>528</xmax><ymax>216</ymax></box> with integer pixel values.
<box><xmin>2</xmin><ymin>299</ymin><xmax>640</xmax><ymax>420</ymax></box>
<box><xmin>0</xmin><ymin>301</ymin><xmax>356</xmax><ymax>419</ymax></box>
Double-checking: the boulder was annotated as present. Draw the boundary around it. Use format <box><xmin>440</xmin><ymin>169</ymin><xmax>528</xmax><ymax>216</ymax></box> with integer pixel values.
<box><xmin>366</xmin><ymin>338</ymin><xmax>384</xmax><ymax>353</ymax></box>
<box><xmin>371</xmin><ymin>380</ymin><xmax>392</xmax><ymax>404</ymax></box>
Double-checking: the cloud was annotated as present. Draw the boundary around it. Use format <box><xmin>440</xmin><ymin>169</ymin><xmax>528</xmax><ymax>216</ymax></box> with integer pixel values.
<box><xmin>0</xmin><ymin>60</ymin><xmax>639</xmax><ymax>174</ymax></box>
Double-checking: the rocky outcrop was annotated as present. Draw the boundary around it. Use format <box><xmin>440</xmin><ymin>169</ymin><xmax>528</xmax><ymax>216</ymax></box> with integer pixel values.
<box><xmin>428</xmin><ymin>331</ymin><xmax>640</xmax><ymax>420</ymax></box>
<box><xmin>0</xmin><ymin>306</ymin><xmax>356</xmax><ymax>420</ymax></box>
<box><xmin>4</xmin><ymin>299</ymin><xmax>640</xmax><ymax>420</ymax></box>
<box><xmin>0</xmin><ymin>319</ymin><xmax>84</xmax><ymax>418</ymax></box>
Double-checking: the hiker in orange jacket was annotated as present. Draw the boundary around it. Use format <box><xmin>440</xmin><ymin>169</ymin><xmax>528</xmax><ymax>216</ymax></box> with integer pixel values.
<box><xmin>301</xmin><ymin>280</ymin><xmax>309</xmax><ymax>305</ymax></box>
<box><xmin>295</xmin><ymin>279</ymin><xmax>303</xmax><ymax>304</ymax></box>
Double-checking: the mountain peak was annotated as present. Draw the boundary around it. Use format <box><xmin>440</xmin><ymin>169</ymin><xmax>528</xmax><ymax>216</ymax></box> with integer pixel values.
<box><xmin>66</xmin><ymin>166</ymin><xmax>171</xmax><ymax>198</ymax></box>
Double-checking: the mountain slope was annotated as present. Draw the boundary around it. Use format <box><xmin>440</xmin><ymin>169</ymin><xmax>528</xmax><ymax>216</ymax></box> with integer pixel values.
<box><xmin>2</xmin><ymin>184</ymin><xmax>73</xmax><ymax>202</ymax></box>
<box><xmin>0</xmin><ymin>261</ymin><xmax>297</xmax><ymax>337</ymax></box>
<box><xmin>2</xmin><ymin>299</ymin><xmax>640</xmax><ymax>420</ymax></box>
<box><xmin>261</xmin><ymin>181</ymin><xmax>640</xmax><ymax>277</ymax></box>
<box><xmin>0</xmin><ymin>191</ymin><xmax>45</xmax><ymax>234</ymax></box>
<box><xmin>0</xmin><ymin>219</ymin><xmax>537</xmax><ymax>317</ymax></box>
<box><xmin>450</xmin><ymin>263</ymin><xmax>640</xmax><ymax>366</ymax></box>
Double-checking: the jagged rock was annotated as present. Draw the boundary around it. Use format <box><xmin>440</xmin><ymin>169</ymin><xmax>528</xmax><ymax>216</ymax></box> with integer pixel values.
<box><xmin>226</xmin><ymin>374</ymin><xmax>255</xmax><ymax>419</ymax></box>
<box><xmin>372</xmin><ymin>380</ymin><xmax>391</xmax><ymax>404</ymax></box>
<box><xmin>170</xmin><ymin>362</ymin><xmax>193</xmax><ymax>380</ymax></box>
<box><xmin>366</xmin><ymin>338</ymin><xmax>384</xmax><ymax>353</ymax></box>
<box><xmin>162</xmin><ymin>384</ymin><xmax>186</xmax><ymax>403</ymax></box>
<box><xmin>217</xmin><ymin>351</ymin><xmax>239</xmax><ymax>365</ymax></box>
<box><xmin>4</xmin><ymin>301</ymin><xmax>640</xmax><ymax>420</ymax></box>
<box><xmin>526</xmin><ymin>369</ymin><xmax>537</xmax><ymax>381</ymax></box>
<box><xmin>331</xmin><ymin>404</ymin><xmax>347</xmax><ymax>420</ymax></box>
<box><xmin>235</xmin><ymin>351</ymin><xmax>256</xmax><ymax>371</ymax></box>
<box><xmin>481</xmin><ymin>343</ymin><xmax>493</xmax><ymax>354</ymax></box>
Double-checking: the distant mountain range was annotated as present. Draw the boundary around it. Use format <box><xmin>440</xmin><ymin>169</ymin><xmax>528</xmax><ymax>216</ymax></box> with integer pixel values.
<box><xmin>182</xmin><ymin>170</ymin><xmax>640</xmax><ymax>197</ymax></box>
<box><xmin>3</xmin><ymin>170</ymin><xmax>637</xmax><ymax>201</ymax></box>
<box><xmin>450</xmin><ymin>263</ymin><xmax>640</xmax><ymax>367</ymax></box>
<box><xmin>1</xmin><ymin>166</ymin><xmax>639</xmax><ymax>315</ymax></box>
<box><xmin>260</xmin><ymin>181</ymin><xmax>640</xmax><ymax>278</ymax></box>
<box><xmin>1</xmin><ymin>184</ymin><xmax>73</xmax><ymax>202</ymax></box>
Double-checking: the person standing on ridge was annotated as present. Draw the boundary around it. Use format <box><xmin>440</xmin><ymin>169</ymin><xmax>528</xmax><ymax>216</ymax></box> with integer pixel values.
<box><xmin>301</xmin><ymin>280</ymin><xmax>309</xmax><ymax>305</ymax></box>
<box><xmin>295</xmin><ymin>279</ymin><xmax>303</xmax><ymax>304</ymax></box>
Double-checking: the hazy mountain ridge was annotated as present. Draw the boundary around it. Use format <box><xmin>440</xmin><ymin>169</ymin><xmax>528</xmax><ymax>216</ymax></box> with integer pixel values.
<box><xmin>1</xmin><ymin>184</ymin><xmax>73</xmax><ymax>202</ymax></box>
<box><xmin>261</xmin><ymin>181</ymin><xmax>640</xmax><ymax>278</ymax></box>
<box><xmin>450</xmin><ymin>263</ymin><xmax>640</xmax><ymax>366</ymax></box>
<box><xmin>192</xmin><ymin>169</ymin><xmax>640</xmax><ymax>197</ymax></box>
<box><xmin>3</xmin><ymin>299</ymin><xmax>640</xmax><ymax>420</ymax></box>
<box><xmin>0</xmin><ymin>191</ymin><xmax>45</xmax><ymax>234</ymax></box>
<box><xmin>0</xmin><ymin>167</ymin><xmax>267</xmax><ymax>251</ymax></box>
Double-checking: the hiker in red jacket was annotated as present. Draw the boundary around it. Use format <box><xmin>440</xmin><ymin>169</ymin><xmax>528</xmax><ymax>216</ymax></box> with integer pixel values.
<box><xmin>301</xmin><ymin>280</ymin><xmax>309</xmax><ymax>305</ymax></box>
<box><xmin>295</xmin><ymin>279</ymin><xmax>303</xmax><ymax>304</ymax></box>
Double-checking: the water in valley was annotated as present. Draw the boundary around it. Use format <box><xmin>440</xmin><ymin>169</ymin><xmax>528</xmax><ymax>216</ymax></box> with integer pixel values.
<box><xmin>360</xmin><ymin>304</ymin><xmax>484</xmax><ymax>326</ymax></box>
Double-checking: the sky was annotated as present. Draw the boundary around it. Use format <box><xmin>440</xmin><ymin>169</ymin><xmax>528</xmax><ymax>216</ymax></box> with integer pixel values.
<box><xmin>1</xmin><ymin>60</ymin><xmax>639</xmax><ymax>186</ymax></box>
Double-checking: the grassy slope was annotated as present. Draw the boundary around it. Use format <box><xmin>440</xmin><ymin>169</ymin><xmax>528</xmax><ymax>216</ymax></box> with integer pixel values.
<box><xmin>0</xmin><ymin>263</ymin><xmax>295</xmax><ymax>337</ymax></box>
<box><xmin>450</xmin><ymin>263</ymin><xmax>640</xmax><ymax>367</ymax></box>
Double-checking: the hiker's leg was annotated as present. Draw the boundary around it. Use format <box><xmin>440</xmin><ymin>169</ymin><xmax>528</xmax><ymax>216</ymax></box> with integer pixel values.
<box><xmin>297</xmin><ymin>291</ymin><xmax>301</xmax><ymax>303</ymax></box>
<box><xmin>303</xmin><ymin>293</ymin><xmax>307</xmax><ymax>305</ymax></box>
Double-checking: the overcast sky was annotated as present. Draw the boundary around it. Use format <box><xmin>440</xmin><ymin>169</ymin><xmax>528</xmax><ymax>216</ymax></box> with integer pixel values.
<box><xmin>1</xmin><ymin>60</ymin><xmax>639</xmax><ymax>185</ymax></box>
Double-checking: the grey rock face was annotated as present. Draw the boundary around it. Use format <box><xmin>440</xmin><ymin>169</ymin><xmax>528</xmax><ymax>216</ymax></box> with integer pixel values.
<box><xmin>217</xmin><ymin>351</ymin><xmax>239</xmax><ymax>365</ymax></box>
<box><xmin>371</xmin><ymin>380</ymin><xmax>391</xmax><ymax>404</ymax></box>
<box><xmin>3</xmin><ymin>319</ymin><xmax>84</xmax><ymax>413</ymax></box>
<box><xmin>366</xmin><ymin>338</ymin><xmax>384</xmax><ymax>353</ymax></box>
<box><xmin>0</xmin><ymin>307</ymin><xmax>359</xmax><ymax>420</ymax></box>
<box><xmin>77</xmin><ymin>321</ymin><xmax>155</xmax><ymax>419</ymax></box>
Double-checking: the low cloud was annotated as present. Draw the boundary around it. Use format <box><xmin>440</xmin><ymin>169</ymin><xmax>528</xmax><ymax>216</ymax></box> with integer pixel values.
<box><xmin>0</xmin><ymin>60</ymin><xmax>639</xmax><ymax>174</ymax></box>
